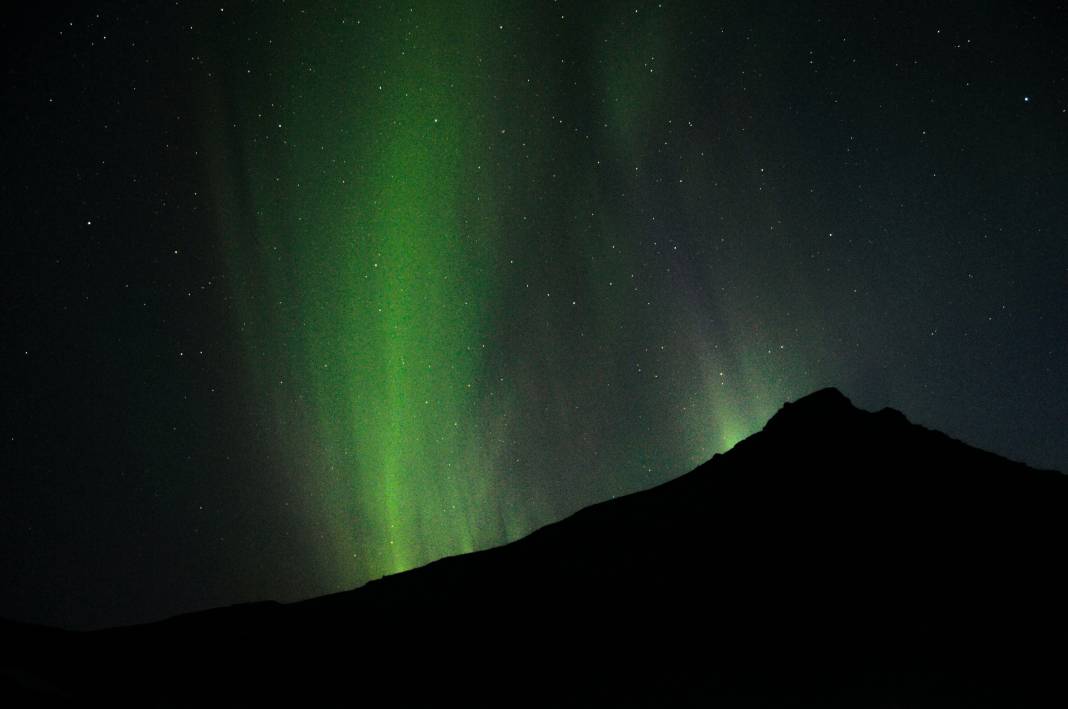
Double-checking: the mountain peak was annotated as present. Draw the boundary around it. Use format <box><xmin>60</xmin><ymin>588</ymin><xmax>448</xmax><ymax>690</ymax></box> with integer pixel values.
<box><xmin>762</xmin><ymin>386</ymin><xmax>857</xmax><ymax>431</ymax></box>
<box><xmin>786</xmin><ymin>386</ymin><xmax>853</xmax><ymax>410</ymax></box>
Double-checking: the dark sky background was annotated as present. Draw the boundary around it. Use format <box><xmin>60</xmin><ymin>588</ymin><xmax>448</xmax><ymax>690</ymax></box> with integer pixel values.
<box><xmin>2</xmin><ymin>1</ymin><xmax>1065</xmax><ymax>630</ymax></box>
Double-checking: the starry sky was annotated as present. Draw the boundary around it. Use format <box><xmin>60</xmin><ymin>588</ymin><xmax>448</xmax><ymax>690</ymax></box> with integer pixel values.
<box><xmin>2</xmin><ymin>1</ymin><xmax>1065</xmax><ymax>630</ymax></box>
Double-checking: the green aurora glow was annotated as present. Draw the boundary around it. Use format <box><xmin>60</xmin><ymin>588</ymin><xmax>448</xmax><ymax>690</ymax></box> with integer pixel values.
<box><xmin>198</xmin><ymin>2</ymin><xmax>815</xmax><ymax>588</ymax></box>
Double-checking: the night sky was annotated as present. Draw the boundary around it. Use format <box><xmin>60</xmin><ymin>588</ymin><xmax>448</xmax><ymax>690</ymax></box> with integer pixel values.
<box><xmin>2</xmin><ymin>1</ymin><xmax>1065</xmax><ymax>630</ymax></box>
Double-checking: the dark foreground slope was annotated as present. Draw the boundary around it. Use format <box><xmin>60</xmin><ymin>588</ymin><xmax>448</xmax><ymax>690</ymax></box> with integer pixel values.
<box><xmin>3</xmin><ymin>388</ymin><xmax>1066</xmax><ymax>706</ymax></box>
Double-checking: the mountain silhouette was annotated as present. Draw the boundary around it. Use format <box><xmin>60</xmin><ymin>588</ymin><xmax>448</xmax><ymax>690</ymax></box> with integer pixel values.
<box><xmin>3</xmin><ymin>388</ymin><xmax>1065</xmax><ymax>706</ymax></box>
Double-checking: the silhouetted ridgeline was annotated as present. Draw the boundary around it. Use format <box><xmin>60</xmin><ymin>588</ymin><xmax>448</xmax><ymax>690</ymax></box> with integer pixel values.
<box><xmin>3</xmin><ymin>388</ymin><xmax>1065</xmax><ymax>706</ymax></box>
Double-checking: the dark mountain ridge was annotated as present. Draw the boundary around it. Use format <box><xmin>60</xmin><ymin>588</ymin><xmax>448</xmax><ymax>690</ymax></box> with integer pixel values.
<box><xmin>3</xmin><ymin>388</ymin><xmax>1066</xmax><ymax>706</ymax></box>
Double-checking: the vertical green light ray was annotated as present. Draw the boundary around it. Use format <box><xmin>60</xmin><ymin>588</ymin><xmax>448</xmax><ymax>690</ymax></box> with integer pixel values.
<box><xmin>363</xmin><ymin>82</ymin><xmax>480</xmax><ymax>571</ymax></box>
<box><xmin>203</xmin><ymin>2</ymin><xmax>507</xmax><ymax>585</ymax></box>
<box><xmin>322</xmin><ymin>3</ymin><xmax>501</xmax><ymax>580</ymax></box>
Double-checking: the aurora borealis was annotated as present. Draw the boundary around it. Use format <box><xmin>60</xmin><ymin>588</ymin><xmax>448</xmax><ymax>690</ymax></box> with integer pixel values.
<box><xmin>2</xmin><ymin>1</ymin><xmax>1066</xmax><ymax>629</ymax></box>
<box><xmin>198</xmin><ymin>1</ymin><xmax>794</xmax><ymax>586</ymax></box>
